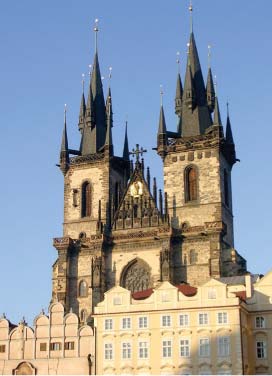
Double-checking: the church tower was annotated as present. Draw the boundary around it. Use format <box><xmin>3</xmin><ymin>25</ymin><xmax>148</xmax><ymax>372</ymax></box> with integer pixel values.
<box><xmin>157</xmin><ymin>8</ymin><xmax>246</xmax><ymax>286</ymax></box>
<box><xmin>53</xmin><ymin>22</ymin><xmax>130</xmax><ymax>320</ymax></box>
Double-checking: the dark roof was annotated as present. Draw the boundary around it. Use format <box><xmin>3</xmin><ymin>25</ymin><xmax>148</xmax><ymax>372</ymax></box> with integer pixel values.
<box><xmin>219</xmin><ymin>274</ymin><xmax>260</xmax><ymax>285</ymax></box>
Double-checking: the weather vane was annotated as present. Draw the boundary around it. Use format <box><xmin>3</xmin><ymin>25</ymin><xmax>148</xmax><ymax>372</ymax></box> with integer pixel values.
<box><xmin>176</xmin><ymin>51</ymin><xmax>181</xmax><ymax>72</ymax></box>
<box><xmin>129</xmin><ymin>144</ymin><xmax>147</xmax><ymax>163</ymax></box>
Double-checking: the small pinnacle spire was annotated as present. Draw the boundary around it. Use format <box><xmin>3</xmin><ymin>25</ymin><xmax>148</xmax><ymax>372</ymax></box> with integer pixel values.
<box><xmin>226</xmin><ymin>102</ymin><xmax>234</xmax><ymax>144</ymax></box>
<box><xmin>206</xmin><ymin>67</ymin><xmax>215</xmax><ymax>113</ymax></box>
<box><xmin>78</xmin><ymin>75</ymin><xmax>86</xmax><ymax>133</ymax></box>
<box><xmin>123</xmin><ymin>121</ymin><xmax>129</xmax><ymax>161</ymax></box>
<box><xmin>59</xmin><ymin>105</ymin><xmax>69</xmax><ymax>174</ymax></box>
<box><xmin>175</xmin><ymin>55</ymin><xmax>183</xmax><ymax>117</ymax></box>
<box><xmin>105</xmin><ymin>92</ymin><xmax>113</xmax><ymax>155</ymax></box>
<box><xmin>213</xmin><ymin>96</ymin><xmax>222</xmax><ymax>126</ymax></box>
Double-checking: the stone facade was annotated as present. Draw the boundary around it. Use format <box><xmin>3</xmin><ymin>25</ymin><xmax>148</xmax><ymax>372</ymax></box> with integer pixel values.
<box><xmin>0</xmin><ymin>303</ymin><xmax>94</xmax><ymax>375</ymax></box>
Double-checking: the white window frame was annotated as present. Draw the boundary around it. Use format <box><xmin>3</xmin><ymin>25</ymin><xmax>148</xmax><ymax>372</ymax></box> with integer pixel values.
<box><xmin>199</xmin><ymin>338</ymin><xmax>210</xmax><ymax>357</ymax></box>
<box><xmin>255</xmin><ymin>316</ymin><xmax>265</xmax><ymax>329</ymax></box>
<box><xmin>104</xmin><ymin>342</ymin><xmax>113</xmax><ymax>360</ymax></box>
<box><xmin>180</xmin><ymin>338</ymin><xmax>190</xmax><ymax>357</ymax></box>
<box><xmin>217</xmin><ymin>312</ymin><xmax>228</xmax><ymax>325</ymax></box>
<box><xmin>256</xmin><ymin>340</ymin><xmax>267</xmax><ymax>359</ymax></box>
<box><xmin>198</xmin><ymin>312</ymin><xmax>209</xmax><ymax>325</ymax></box>
<box><xmin>138</xmin><ymin>341</ymin><xmax>149</xmax><ymax>359</ymax></box>
<box><xmin>179</xmin><ymin>313</ymin><xmax>189</xmax><ymax>327</ymax></box>
<box><xmin>122</xmin><ymin>342</ymin><xmax>132</xmax><ymax>359</ymax></box>
<box><xmin>104</xmin><ymin>318</ymin><xmax>113</xmax><ymax>330</ymax></box>
<box><xmin>218</xmin><ymin>336</ymin><xmax>230</xmax><ymax>357</ymax></box>
<box><xmin>121</xmin><ymin>317</ymin><xmax>131</xmax><ymax>330</ymax></box>
<box><xmin>161</xmin><ymin>315</ymin><xmax>171</xmax><ymax>327</ymax></box>
<box><xmin>138</xmin><ymin>316</ymin><xmax>148</xmax><ymax>329</ymax></box>
<box><xmin>162</xmin><ymin>339</ymin><xmax>172</xmax><ymax>358</ymax></box>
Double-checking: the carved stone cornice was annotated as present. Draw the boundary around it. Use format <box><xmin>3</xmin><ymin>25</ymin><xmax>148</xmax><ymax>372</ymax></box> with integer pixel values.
<box><xmin>112</xmin><ymin>226</ymin><xmax>170</xmax><ymax>242</ymax></box>
<box><xmin>53</xmin><ymin>237</ymin><xmax>74</xmax><ymax>250</ymax></box>
<box><xmin>70</xmin><ymin>152</ymin><xmax>105</xmax><ymax>166</ymax></box>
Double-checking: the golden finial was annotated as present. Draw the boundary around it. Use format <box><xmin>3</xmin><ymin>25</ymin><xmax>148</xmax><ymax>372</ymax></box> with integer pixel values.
<box><xmin>176</xmin><ymin>51</ymin><xmax>181</xmax><ymax>73</ymax></box>
<box><xmin>160</xmin><ymin>85</ymin><xmax>164</xmax><ymax>106</ymax></box>
<box><xmin>88</xmin><ymin>64</ymin><xmax>92</xmax><ymax>77</ymax></box>
<box><xmin>189</xmin><ymin>0</ymin><xmax>193</xmax><ymax>33</ymax></box>
<box><xmin>94</xmin><ymin>18</ymin><xmax>99</xmax><ymax>52</ymax></box>
<box><xmin>208</xmin><ymin>44</ymin><xmax>212</xmax><ymax>68</ymax></box>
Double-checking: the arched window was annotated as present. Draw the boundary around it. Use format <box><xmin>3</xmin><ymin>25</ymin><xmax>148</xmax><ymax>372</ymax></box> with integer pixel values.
<box><xmin>189</xmin><ymin>250</ymin><xmax>198</xmax><ymax>265</ymax></box>
<box><xmin>79</xmin><ymin>280</ymin><xmax>88</xmax><ymax>297</ymax></box>
<box><xmin>121</xmin><ymin>259</ymin><xmax>151</xmax><ymax>293</ymax></box>
<box><xmin>224</xmin><ymin>170</ymin><xmax>229</xmax><ymax>207</ymax></box>
<box><xmin>80</xmin><ymin>309</ymin><xmax>88</xmax><ymax>323</ymax></box>
<box><xmin>81</xmin><ymin>182</ymin><xmax>92</xmax><ymax>217</ymax></box>
<box><xmin>185</xmin><ymin>166</ymin><xmax>198</xmax><ymax>202</ymax></box>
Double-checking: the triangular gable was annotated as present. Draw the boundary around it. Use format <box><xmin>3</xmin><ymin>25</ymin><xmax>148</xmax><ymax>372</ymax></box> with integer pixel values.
<box><xmin>254</xmin><ymin>270</ymin><xmax>272</xmax><ymax>287</ymax></box>
<box><xmin>113</xmin><ymin>162</ymin><xmax>165</xmax><ymax>230</ymax></box>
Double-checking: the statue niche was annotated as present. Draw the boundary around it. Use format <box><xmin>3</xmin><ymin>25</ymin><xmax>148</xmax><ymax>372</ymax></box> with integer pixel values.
<box><xmin>121</xmin><ymin>259</ymin><xmax>152</xmax><ymax>293</ymax></box>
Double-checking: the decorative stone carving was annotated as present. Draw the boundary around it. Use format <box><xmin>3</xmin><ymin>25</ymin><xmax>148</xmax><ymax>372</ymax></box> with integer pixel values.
<box><xmin>121</xmin><ymin>259</ymin><xmax>151</xmax><ymax>293</ymax></box>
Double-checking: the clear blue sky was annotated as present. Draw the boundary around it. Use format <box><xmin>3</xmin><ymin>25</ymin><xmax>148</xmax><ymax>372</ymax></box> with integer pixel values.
<box><xmin>0</xmin><ymin>0</ymin><xmax>271</xmax><ymax>325</ymax></box>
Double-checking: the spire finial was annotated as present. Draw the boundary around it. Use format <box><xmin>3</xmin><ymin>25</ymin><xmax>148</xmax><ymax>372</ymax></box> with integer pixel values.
<box><xmin>189</xmin><ymin>0</ymin><xmax>193</xmax><ymax>33</ymax></box>
<box><xmin>176</xmin><ymin>51</ymin><xmax>181</xmax><ymax>73</ymax></box>
<box><xmin>64</xmin><ymin>103</ymin><xmax>67</xmax><ymax>123</ymax></box>
<box><xmin>227</xmin><ymin>101</ymin><xmax>230</xmax><ymax>116</ymax></box>
<box><xmin>109</xmin><ymin>66</ymin><xmax>112</xmax><ymax>88</ymax></box>
<box><xmin>208</xmin><ymin>44</ymin><xmax>212</xmax><ymax>68</ymax></box>
<box><xmin>160</xmin><ymin>85</ymin><xmax>164</xmax><ymax>106</ymax></box>
<box><xmin>94</xmin><ymin>18</ymin><xmax>99</xmax><ymax>53</ymax></box>
<box><xmin>82</xmin><ymin>73</ymin><xmax>85</xmax><ymax>93</ymax></box>
<box><xmin>214</xmin><ymin>75</ymin><xmax>217</xmax><ymax>96</ymax></box>
<box><xmin>88</xmin><ymin>64</ymin><xmax>92</xmax><ymax>77</ymax></box>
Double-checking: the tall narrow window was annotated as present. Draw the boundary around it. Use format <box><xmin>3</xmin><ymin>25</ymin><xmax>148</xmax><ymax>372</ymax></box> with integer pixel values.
<box><xmin>185</xmin><ymin>166</ymin><xmax>198</xmax><ymax>202</ymax></box>
<box><xmin>79</xmin><ymin>280</ymin><xmax>88</xmax><ymax>297</ymax></box>
<box><xmin>224</xmin><ymin>170</ymin><xmax>229</xmax><ymax>207</ymax></box>
<box><xmin>82</xmin><ymin>182</ymin><xmax>92</xmax><ymax>217</ymax></box>
<box><xmin>189</xmin><ymin>250</ymin><xmax>198</xmax><ymax>264</ymax></box>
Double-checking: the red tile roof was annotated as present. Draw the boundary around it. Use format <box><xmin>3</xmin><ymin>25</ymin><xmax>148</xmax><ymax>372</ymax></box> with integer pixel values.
<box><xmin>132</xmin><ymin>288</ymin><xmax>154</xmax><ymax>300</ymax></box>
<box><xmin>131</xmin><ymin>283</ymin><xmax>197</xmax><ymax>300</ymax></box>
<box><xmin>235</xmin><ymin>291</ymin><xmax>247</xmax><ymax>301</ymax></box>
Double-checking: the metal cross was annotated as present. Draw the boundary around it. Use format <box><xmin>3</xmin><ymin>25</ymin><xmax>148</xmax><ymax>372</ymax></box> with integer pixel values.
<box><xmin>129</xmin><ymin>144</ymin><xmax>147</xmax><ymax>163</ymax></box>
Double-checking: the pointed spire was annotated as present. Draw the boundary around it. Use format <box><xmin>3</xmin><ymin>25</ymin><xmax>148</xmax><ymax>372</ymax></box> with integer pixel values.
<box><xmin>206</xmin><ymin>68</ymin><xmax>215</xmax><ymax>113</ymax></box>
<box><xmin>123</xmin><ymin>121</ymin><xmax>129</xmax><ymax>161</ymax></box>
<box><xmin>59</xmin><ymin>105</ymin><xmax>69</xmax><ymax>174</ymax></box>
<box><xmin>226</xmin><ymin>103</ymin><xmax>234</xmax><ymax>144</ymax></box>
<box><xmin>213</xmin><ymin>97</ymin><xmax>222</xmax><ymax>126</ymax></box>
<box><xmin>105</xmin><ymin>88</ymin><xmax>113</xmax><ymax>156</ymax></box>
<box><xmin>78</xmin><ymin>74</ymin><xmax>86</xmax><ymax>134</ymax></box>
<box><xmin>157</xmin><ymin>87</ymin><xmax>167</xmax><ymax>157</ymax></box>
<box><xmin>181</xmin><ymin>32</ymin><xmax>212</xmax><ymax>136</ymax></box>
<box><xmin>175</xmin><ymin>52</ymin><xmax>183</xmax><ymax>116</ymax></box>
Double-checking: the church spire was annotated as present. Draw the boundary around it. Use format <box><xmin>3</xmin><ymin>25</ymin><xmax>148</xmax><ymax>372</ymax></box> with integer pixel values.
<box><xmin>78</xmin><ymin>74</ymin><xmax>86</xmax><ymax>134</ymax></box>
<box><xmin>175</xmin><ymin>52</ymin><xmax>183</xmax><ymax>117</ymax></box>
<box><xmin>226</xmin><ymin>103</ymin><xmax>234</xmax><ymax>144</ymax></box>
<box><xmin>59</xmin><ymin>105</ymin><xmax>69</xmax><ymax>175</ymax></box>
<box><xmin>157</xmin><ymin>87</ymin><xmax>167</xmax><ymax>157</ymax></box>
<box><xmin>105</xmin><ymin>84</ymin><xmax>113</xmax><ymax>156</ymax></box>
<box><xmin>123</xmin><ymin>121</ymin><xmax>129</xmax><ymax>161</ymax></box>
<box><xmin>213</xmin><ymin>77</ymin><xmax>222</xmax><ymax>126</ymax></box>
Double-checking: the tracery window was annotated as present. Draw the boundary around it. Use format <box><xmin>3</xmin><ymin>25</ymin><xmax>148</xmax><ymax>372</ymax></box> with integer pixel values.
<box><xmin>185</xmin><ymin>166</ymin><xmax>198</xmax><ymax>202</ymax></box>
<box><xmin>81</xmin><ymin>181</ymin><xmax>92</xmax><ymax>217</ymax></box>
<box><xmin>121</xmin><ymin>259</ymin><xmax>151</xmax><ymax>293</ymax></box>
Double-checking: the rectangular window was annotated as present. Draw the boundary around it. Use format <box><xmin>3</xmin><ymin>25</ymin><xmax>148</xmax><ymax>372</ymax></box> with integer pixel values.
<box><xmin>256</xmin><ymin>341</ymin><xmax>267</xmax><ymax>359</ymax></box>
<box><xmin>0</xmin><ymin>345</ymin><xmax>6</xmax><ymax>353</ymax></box>
<box><xmin>122</xmin><ymin>317</ymin><xmax>131</xmax><ymax>329</ymax></box>
<box><xmin>64</xmin><ymin>341</ymin><xmax>75</xmax><ymax>350</ymax></box>
<box><xmin>218</xmin><ymin>336</ymin><xmax>230</xmax><ymax>357</ymax></box>
<box><xmin>208</xmin><ymin>288</ymin><xmax>217</xmax><ymax>299</ymax></box>
<box><xmin>104</xmin><ymin>343</ymin><xmax>113</xmax><ymax>360</ymax></box>
<box><xmin>104</xmin><ymin>319</ymin><xmax>113</xmax><ymax>330</ymax></box>
<box><xmin>113</xmin><ymin>296</ymin><xmax>122</xmax><ymax>305</ymax></box>
<box><xmin>180</xmin><ymin>339</ymin><xmax>190</xmax><ymax>357</ymax></box>
<box><xmin>139</xmin><ymin>341</ymin><xmax>148</xmax><ymax>359</ymax></box>
<box><xmin>255</xmin><ymin>316</ymin><xmax>265</xmax><ymax>328</ymax></box>
<box><xmin>50</xmin><ymin>342</ymin><xmax>62</xmax><ymax>351</ymax></box>
<box><xmin>162</xmin><ymin>340</ymin><xmax>172</xmax><ymax>358</ymax></box>
<box><xmin>122</xmin><ymin>342</ymin><xmax>131</xmax><ymax>359</ymax></box>
<box><xmin>138</xmin><ymin>316</ymin><xmax>148</xmax><ymax>329</ymax></box>
<box><xmin>199</xmin><ymin>313</ymin><xmax>209</xmax><ymax>325</ymax></box>
<box><xmin>217</xmin><ymin>312</ymin><xmax>228</xmax><ymax>324</ymax></box>
<box><xmin>40</xmin><ymin>343</ymin><xmax>47</xmax><ymax>351</ymax></box>
<box><xmin>162</xmin><ymin>315</ymin><xmax>171</xmax><ymax>327</ymax></box>
<box><xmin>199</xmin><ymin>338</ymin><xmax>210</xmax><ymax>357</ymax></box>
<box><xmin>179</xmin><ymin>314</ymin><xmax>189</xmax><ymax>327</ymax></box>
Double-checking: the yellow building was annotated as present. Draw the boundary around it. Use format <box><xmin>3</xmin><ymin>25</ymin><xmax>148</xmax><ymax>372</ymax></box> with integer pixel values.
<box><xmin>94</xmin><ymin>272</ymin><xmax>272</xmax><ymax>375</ymax></box>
